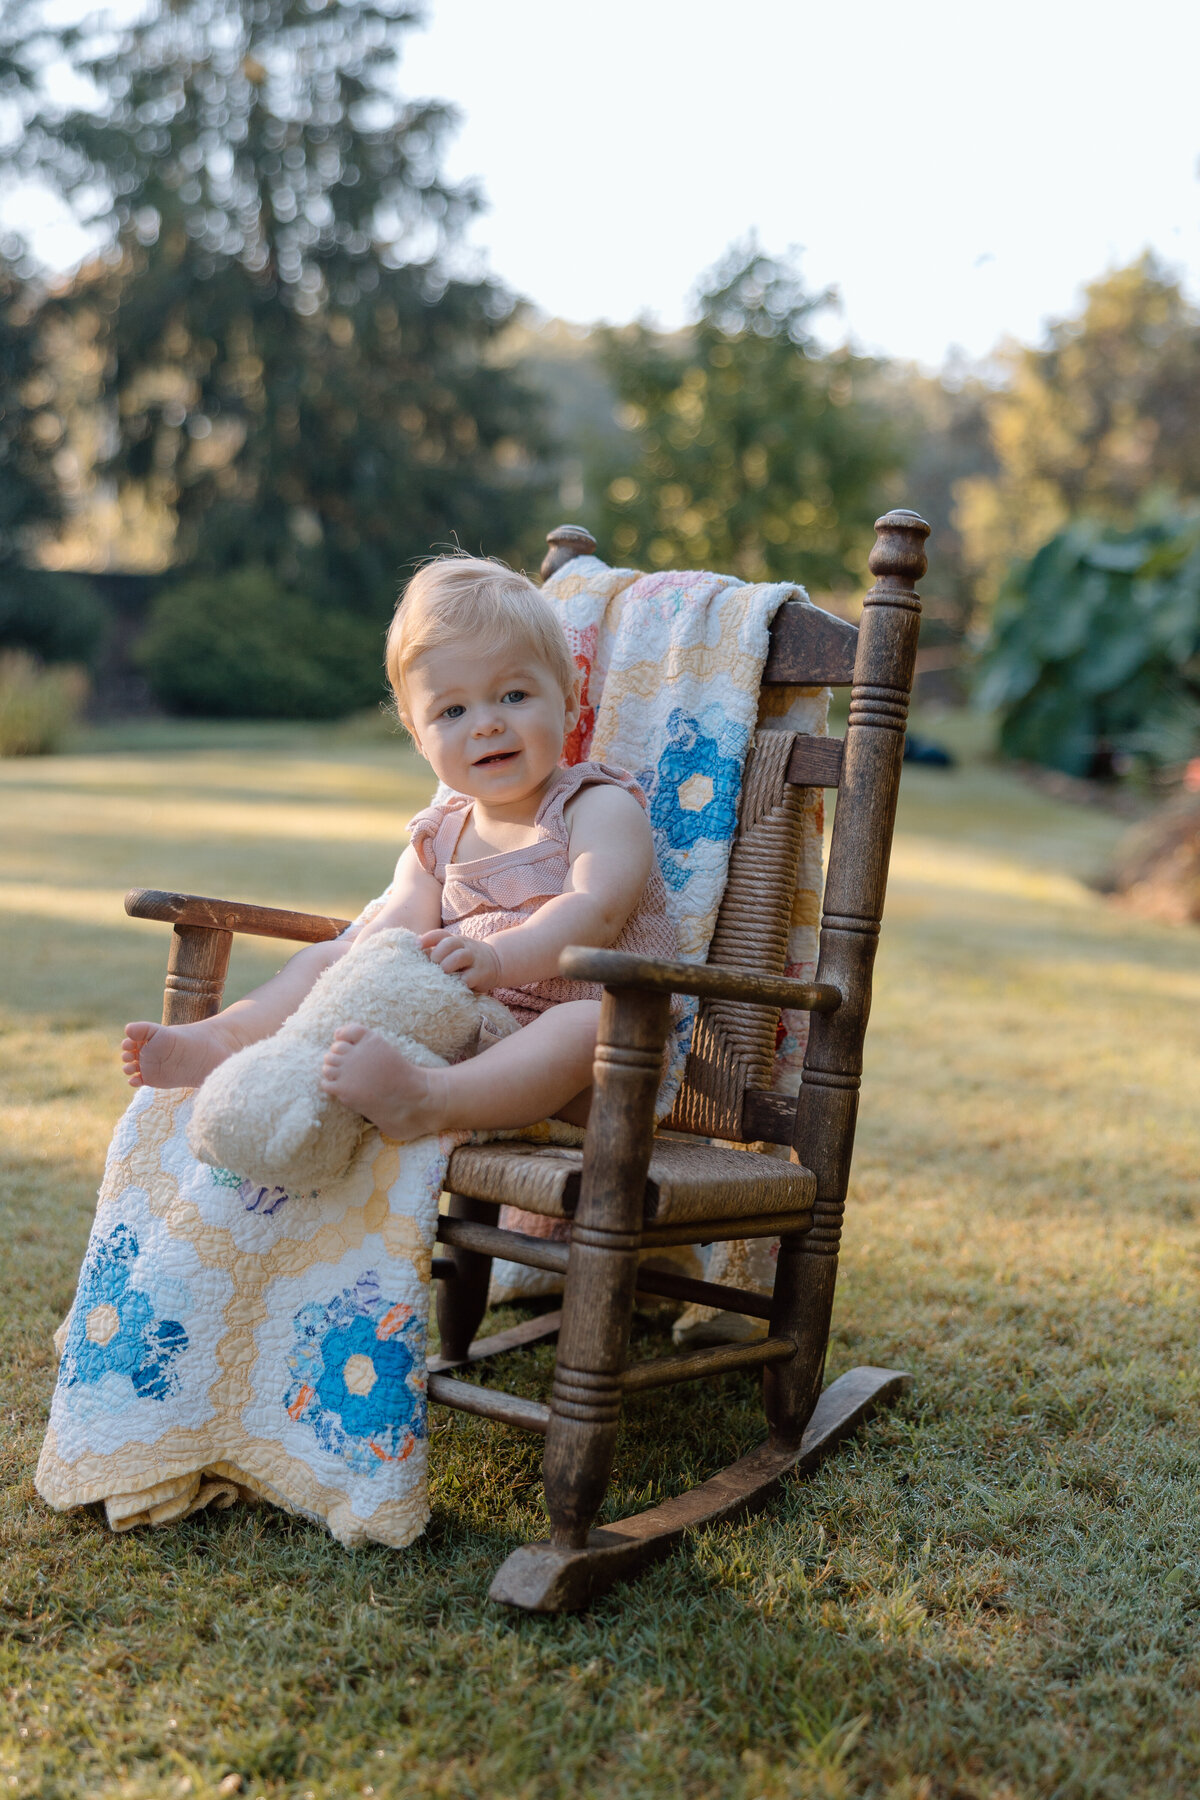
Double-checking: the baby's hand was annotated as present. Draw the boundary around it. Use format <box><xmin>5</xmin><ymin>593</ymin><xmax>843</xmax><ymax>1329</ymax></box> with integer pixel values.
<box><xmin>419</xmin><ymin>930</ymin><xmax>503</xmax><ymax>993</ymax></box>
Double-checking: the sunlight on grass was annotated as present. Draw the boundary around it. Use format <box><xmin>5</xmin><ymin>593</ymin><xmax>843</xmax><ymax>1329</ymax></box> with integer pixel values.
<box><xmin>2</xmin><ymin>721</ymin><xmax>1200</xmax><ymax>1799</ymax></box>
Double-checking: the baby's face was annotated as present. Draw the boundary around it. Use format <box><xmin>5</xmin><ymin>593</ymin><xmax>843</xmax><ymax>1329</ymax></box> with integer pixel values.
<box><xmin>405</xmin><ymin>640</ymin><xmax>581</xmax><ymax>811</ymax></box>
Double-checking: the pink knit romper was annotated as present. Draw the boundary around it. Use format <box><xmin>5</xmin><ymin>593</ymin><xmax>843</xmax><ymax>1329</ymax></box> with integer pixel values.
<box><xmin>407</xmin><ymin>760</ymin><xmax>678</xmax><ymax>1033</ymax></box>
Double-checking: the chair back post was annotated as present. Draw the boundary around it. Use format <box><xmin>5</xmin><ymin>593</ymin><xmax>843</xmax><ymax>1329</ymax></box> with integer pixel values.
<box><xmin>765</xmin><ymin>508</ymin><xmax>929</xmax><ymax>1441</ymax></box>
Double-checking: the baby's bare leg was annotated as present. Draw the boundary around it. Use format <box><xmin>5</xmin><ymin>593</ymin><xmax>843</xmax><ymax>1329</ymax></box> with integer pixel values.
<box><xmin>320</xmin><ymin>1000</ymin><xmax>601</xmax><ymax>1141</ymax></box>
<box><xmin>123</xmin><ymin>936</ymin><xmax>351</xmax><ymax>1088</ymax></box>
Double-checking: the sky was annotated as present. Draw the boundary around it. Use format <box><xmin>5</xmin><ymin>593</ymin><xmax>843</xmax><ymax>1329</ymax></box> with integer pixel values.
<box><xmin>397</xmin><ymin>0</ymin><xmax>1200</xmax><ymax>367</ymax></box>
<box><xmin>7</xmin><ymin>0</ymin><xmax>1200</xmax><ymax>370</ymax></box>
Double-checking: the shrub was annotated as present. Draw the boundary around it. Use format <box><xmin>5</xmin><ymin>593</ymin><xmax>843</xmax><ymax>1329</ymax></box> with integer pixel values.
<box><xmin>976</xmin><ymin>516</ymin><xmax>1200</xmax><ymax>776</ymax></box>
<box><xmin>0</xmin><ymin>651</ymin><xmax>87</xmax><ymax>754</ymax></box>
<box><xmin>0</xmin><ymin>566</ymin><xmax>112</xmax><ymax>667</ymax></box>
<box><xmin>135</xmin><ymin>567</ymin><xmax>385</xmax><ymax>719</ymax></box>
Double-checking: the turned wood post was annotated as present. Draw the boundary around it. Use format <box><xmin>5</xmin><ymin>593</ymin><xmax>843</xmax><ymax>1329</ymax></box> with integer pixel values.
<box><xmin>540</xmin><ymin>525</ymin><xmax>597</xmax><ymax>583</ymax></box>
<box><xmin>543</xmin><ymin>986</ymin><xmax>670</xmax><ymax>1547</ymax></box>
<box><xmin>765</xmin><ymin>508</ymin><xmax>929</xmax><ymax>1444</ymax></box>
<box><xmin>162</xmin><ymin>924</ymin><xmax>233</xmax><ymax>1025</ymax></box>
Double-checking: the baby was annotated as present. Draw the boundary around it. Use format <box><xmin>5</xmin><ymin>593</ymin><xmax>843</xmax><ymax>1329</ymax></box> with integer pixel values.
<box><xmin>121</xmin><ymin>555</ymin><xmax>677</xmax><ymax>1139</ymax></box>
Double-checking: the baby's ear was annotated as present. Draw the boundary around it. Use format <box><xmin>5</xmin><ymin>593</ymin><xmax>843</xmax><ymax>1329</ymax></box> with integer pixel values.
<box><xmin>564</xmin><ymin>671</ymin><xmax>583</xmax><ymax>731</ymax></box>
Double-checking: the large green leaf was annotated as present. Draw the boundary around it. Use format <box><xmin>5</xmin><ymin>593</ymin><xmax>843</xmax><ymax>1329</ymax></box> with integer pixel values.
<box><xmin>977</xmin><ymin>512</ymin><xmax>1200</xmax><ymax>771</ymax></box>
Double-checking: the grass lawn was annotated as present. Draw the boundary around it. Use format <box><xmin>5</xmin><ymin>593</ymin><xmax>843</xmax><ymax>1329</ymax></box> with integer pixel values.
<box><xmin>2</xmin><ymin>712</ymin><xmax>1199</xmax><ymax>1799</ymax></box>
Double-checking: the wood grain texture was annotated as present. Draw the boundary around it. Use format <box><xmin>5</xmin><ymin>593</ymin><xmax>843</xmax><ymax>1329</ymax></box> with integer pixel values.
<box><xmin>543</xmin><ymin>986</ymin><xmax>672</xmax><ymax>1548</ymax></box>
<box><xmin>786</xmin><ymin>734</ymin><xmax>844</xmax><ymax>788</ymax></box>
<box><xmin>426</xmin><ymin>1374</ymin><xmax>551</xmax><ymax>1435</ymax></box>
<box><xmin>489</xmin><ymin>1366</ymin><xmax>912</xmax><ymax>1612</ymax></box>
<box><xmin>540</xmin><ymin>525</ymin><xmax>598</xmax><ymax>581</ymax></box>
<box><xmin>162</xmin><ymin>924</ymin><xmax>232</xmax><ymax>1025</ymax></box>
<box><xmin>127</xmin><ymin>888</ymin><xmax>351</xmax><ymax>943</ymax></box>
<box><xmin>559</xmin><ymin>946</ymin><xmax>841</xmax><ymax>1014</ymax></box>
<box><xmin>621</xmin><ymin>1335</ymin><xmax>794</xmax><ymax>1394</ymax></box>
<box><xmin>762</xmin><ymin>600</ymin><xmax>858</xmax><ymax>686</ymax></box>
<box><xmin>768</xmin><ymin>508</ymin><xmax>929</xmax><ymax>1446</ymax></box>
<box><xmin>740</xmin><ymin>1088</ymin><xmax>798</xmax><ymax>1145</ymax></box>
<box><xmin>427</xmin><ymin>1311</ymin><xmax>563</xmax><ymax>1375</ymax></box>
<box><xmin>641</xmin><ymin>1209</ymin><xmax>813</xmax><ymax>1248</ymax></box>
<box><xmin>436</xmin><ymin>1215</ymin><xmax>570</xmax><ymax>1275</ymax></box>
<box><xmin>434</xmin><ymin>1193</ymin><xmax>499</xmax><ymax>1364</ymax></box>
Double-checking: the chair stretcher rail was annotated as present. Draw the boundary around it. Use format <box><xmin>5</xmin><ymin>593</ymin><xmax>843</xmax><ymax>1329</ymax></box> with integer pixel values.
<box><xmin>426</xmin><ymin>1374</ymin><xmax>551</xmax><ymax>1434</ymax></box>
<box><xmin>436</xmin><ymin>1217</ymin><xmax>778</xmax><ymax>1318</ymax></box>
<box><xmin>622</xmin><ymin>1336</ymin><xmax>795</xmax><ymax>1394</ymax></box>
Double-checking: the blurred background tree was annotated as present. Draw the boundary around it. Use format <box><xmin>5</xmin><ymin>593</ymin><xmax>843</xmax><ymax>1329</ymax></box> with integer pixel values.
<box><xmin>0</xmin><ymin>0</ymin><xmax>550</xmax><ymax>712</ymax></box>
<box><xmin>957</xmin><ymin>256</ymin><xmax>1200</xmax><ymax>601</ymax></box>
<box><xmin>0</xmin><ymin>0</ymin><xmax>1197</xmax><ymax>772</ymax></box>
<box><xmin>0</xmin><ymin>238</ymin><xmax>107</xmax><ymax>669</ymax></box>
<box><xmin>592</xmin><ymin>246</ymin><xmax>899</xmax><ymax>589</ymax></box>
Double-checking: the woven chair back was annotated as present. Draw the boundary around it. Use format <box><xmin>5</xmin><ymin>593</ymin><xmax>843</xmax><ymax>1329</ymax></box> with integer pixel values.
<box><xmin>666</xmin><ymin>726</ymin><xmax>817</xmax><ymax>1142</ymax></box>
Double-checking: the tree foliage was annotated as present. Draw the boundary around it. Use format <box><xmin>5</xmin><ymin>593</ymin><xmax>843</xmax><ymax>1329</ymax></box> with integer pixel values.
<box><xmin>136</xmin><ymin>565</ymin><xmax>383</xmax><ymax>716</ymax></box>
<box><xmin>0</xmin><ymin>240</ymin><xmax>63</xmax><ymax>564</ymax></box>
<box><xmin>0</xmin><ymin>0</ymin><xmax>549</xmax><ymax>620</ymax></box>
<box><xmin>957</xmin><ymin>256</ymin><xmax>1200</xmax><ymax>601</ymax></box>
<box><xmin>0</xmin><ymin>239</ymin><xmax>111</xmax><ymax>664</ymax></box>
<box><xmin>977</xmin><ymin>514</ymin><xmax>1200</xmax><ymax>775</ymax></box>
<box><xmin>594</xmin><ymin>247</ymin><xmax>898</xmax><ymax>588</ymax></box>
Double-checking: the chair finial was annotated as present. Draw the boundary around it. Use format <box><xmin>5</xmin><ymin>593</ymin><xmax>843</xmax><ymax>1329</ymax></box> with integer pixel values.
<box><xmin>541</xmin><ymin>525</ymin><xmax>597</xmax><ymax>583</ymax></box>
<box><xmin>868</xmin><ymin>510</ymin><xmax>930</xmax><ymax>587</ymax></box>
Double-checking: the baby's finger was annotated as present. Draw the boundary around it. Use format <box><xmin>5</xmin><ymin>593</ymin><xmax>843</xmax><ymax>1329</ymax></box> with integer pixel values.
<box><xmin>438</xmin><ymin>948</ymin><xmax>475</xmax><ymax>975</ymax></box>
<box><xmin>429</xmin><ymin>936</ymin><xmax>466</xmax><ymax>965</ymax></box>
<box><xmin>419</xmin><ymin>928</ymin><xmax>451</xmax><ymax>951</ymax></box>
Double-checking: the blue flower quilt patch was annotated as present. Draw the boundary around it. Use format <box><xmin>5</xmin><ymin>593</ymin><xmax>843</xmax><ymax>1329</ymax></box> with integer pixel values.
<box><xmin>60</xmin><ymin>1222</ymin><xmax>189</xmax><ymax>1403</ymax></box>
<box><xmin>284</xmin><ymin>1271</ymin><xmax>427</xmax><ymax>1475</ymax></box>
<box><xmin>638</xmin><ymin>706</ymin><xmax>748</xmax><ymax>891</ymax></box>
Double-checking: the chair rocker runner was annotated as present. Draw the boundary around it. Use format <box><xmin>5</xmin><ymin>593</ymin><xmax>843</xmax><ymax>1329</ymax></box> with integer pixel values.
<box><xmin>125</xmin><ymin>507</ymin><xmax>930</xmax><ymax>1612</ymax></box>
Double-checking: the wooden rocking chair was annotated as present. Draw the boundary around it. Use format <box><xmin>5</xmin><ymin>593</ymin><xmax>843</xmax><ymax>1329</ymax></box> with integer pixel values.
<box><xmin>125</xmin><ymin>507</ymin><xmax>930</xmax><ymax>1612</ymax></box>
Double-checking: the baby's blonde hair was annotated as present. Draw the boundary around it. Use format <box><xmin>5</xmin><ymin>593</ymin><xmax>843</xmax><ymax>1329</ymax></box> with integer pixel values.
<box><xmin>387</xmin><ymin>555</ymin><xmax>576</xmax><ymax>720</ymax></box>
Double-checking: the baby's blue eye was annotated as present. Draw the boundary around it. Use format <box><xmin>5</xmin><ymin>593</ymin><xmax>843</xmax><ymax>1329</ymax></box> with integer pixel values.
<box><xmin>501</xmin><ymin>689</ymin><xmax>527</xmax><ymax>704</ymax></box>
<box><xmin>442</xmin><ymin>703</ymin><xmax>465</xmax><ymax>719</ymax></box>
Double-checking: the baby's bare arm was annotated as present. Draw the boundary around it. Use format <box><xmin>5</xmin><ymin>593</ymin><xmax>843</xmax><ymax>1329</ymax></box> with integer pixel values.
<box><xmin>435</xmin><ymin>784</ymin><xmax>652</xmax><ymax>992</ymax></box>
<box><xmin>354</xmin><ymin>844</ymin><xmax>443</xmax><ymax>944</ymax></box>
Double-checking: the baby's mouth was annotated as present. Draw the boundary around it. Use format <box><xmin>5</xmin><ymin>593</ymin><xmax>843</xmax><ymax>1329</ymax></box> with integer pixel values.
<box><xmin>473</xmin><ymin>750</ymin><xmax>518</xmax><ymax>767</ymax></box>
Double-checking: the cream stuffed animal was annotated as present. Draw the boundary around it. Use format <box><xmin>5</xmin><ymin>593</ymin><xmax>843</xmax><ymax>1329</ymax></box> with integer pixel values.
<box><xmin>187</xmin><ymin>927</ymin><xmax>516</xmax><ymax>1191</ymax></box>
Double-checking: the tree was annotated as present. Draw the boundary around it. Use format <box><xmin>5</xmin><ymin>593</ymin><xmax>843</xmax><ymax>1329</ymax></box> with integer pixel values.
<box><xmin>957</xmin><ymin>255</ymin><xmax>1200</xmax><ymax>602</ymax></box>
<box><xmin>0</xmin><ymin>238</ymin><xmax>62</xmax><ymax>565</ymax></box>
<box><xmin>0</xmin><ymin>0</ymin><xmax>550</xmax><ymax>623</ymax></box>
<box><xmin>871</xmin><ymin>360</ymin><xmax>996</xmax><ymax>641</ymax></box>
<box><xmin>593</xmin><ymin>245</ymin><xmax>899</xmax><ymax>589</ymax></box>
<box><xmin>0</xmin><ymin>237</ymin><xmax>108</xmax><ymax>664</ymax></box>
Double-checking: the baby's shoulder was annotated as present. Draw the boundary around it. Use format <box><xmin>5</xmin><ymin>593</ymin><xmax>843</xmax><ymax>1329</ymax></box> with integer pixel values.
<box><xmin>563</xmin><ymin>777</ymin><xmax>650</xmax><ymax>843</ymax></box>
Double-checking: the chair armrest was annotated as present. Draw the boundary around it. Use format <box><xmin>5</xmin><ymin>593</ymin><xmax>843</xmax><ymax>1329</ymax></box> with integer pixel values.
<box><xmin>558</xmin><ymin>947</ymin><xmax>841</xmax><ymax>1014</ymax></box>
<box><xmin>124</xmin><ymin>888</ymin><xmax>352</xmax><ymax>944</ymax></box>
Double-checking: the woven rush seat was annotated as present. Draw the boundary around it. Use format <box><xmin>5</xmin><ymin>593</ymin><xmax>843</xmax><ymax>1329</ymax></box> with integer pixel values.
<box><xmin>445</xmin><ymin>1137</ymin><xmax>816</xmax><ymax>1226</ymax></box>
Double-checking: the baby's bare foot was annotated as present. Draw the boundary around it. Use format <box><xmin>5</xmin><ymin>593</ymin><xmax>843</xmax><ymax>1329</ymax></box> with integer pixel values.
<box><xmin>320</xmin><ymin>1024</ymin><xmax>449</xmax><ymax>1142</ymax></box>
<box><xmin>121</xmin><ymin>1019</ymin><xmax>234</xmax><ymax>1089</ymax></box>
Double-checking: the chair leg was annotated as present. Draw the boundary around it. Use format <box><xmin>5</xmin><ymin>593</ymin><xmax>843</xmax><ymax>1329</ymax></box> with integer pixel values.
<box><xmin>542</xmin><ymin>1213</ymin><xmax>642</xmax><ymax>1548</ymax></box>
<box><xmin>762</xmin><ymin>1221</ymin><xmax>841</xmax><ymax>1445</ymax></box>
<box><xmin>435</xmin><ymin>1192</ymin><xmax>497</xmax><ymax>1365</ymax></box>
<box><xmin>530</xmin><ymin>990</ymin><xmax>671</xmax><ymax>1552</ymax></box>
